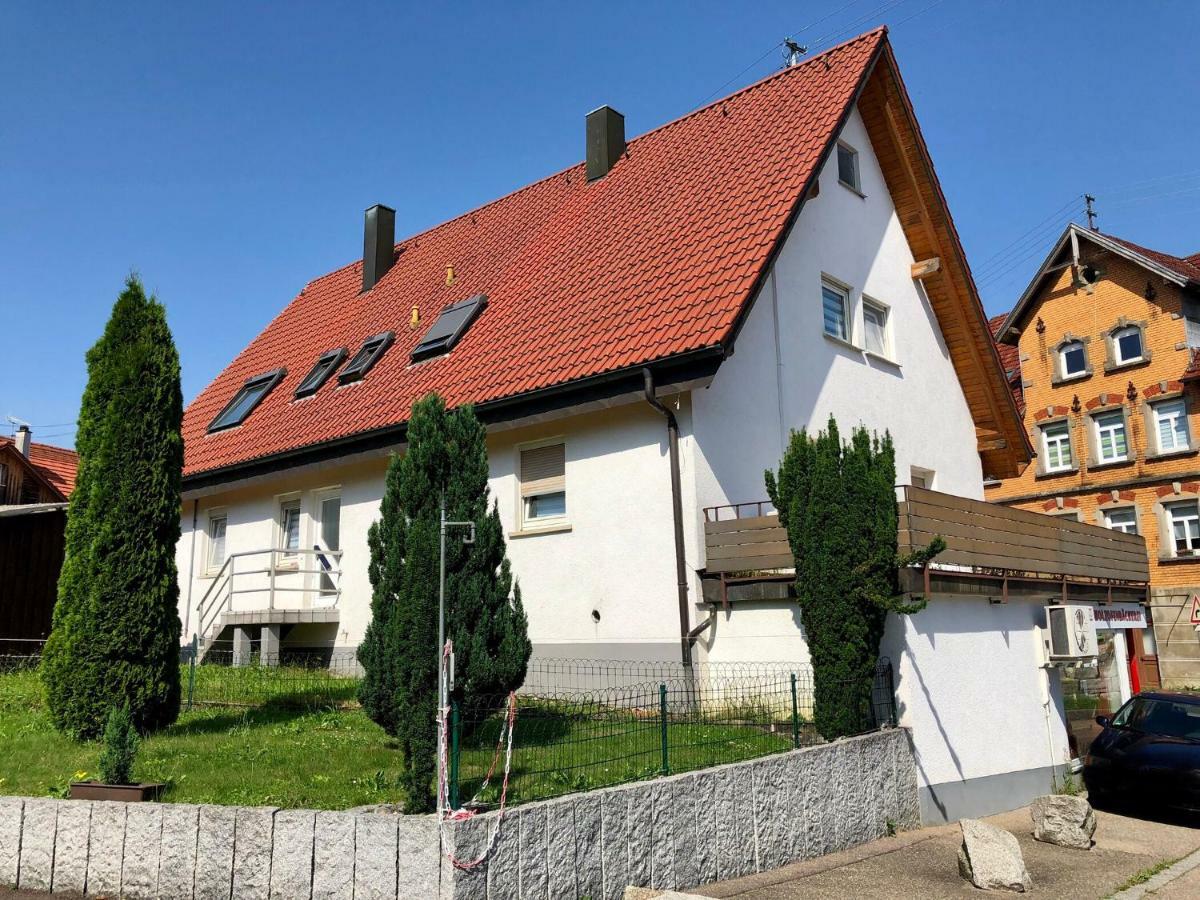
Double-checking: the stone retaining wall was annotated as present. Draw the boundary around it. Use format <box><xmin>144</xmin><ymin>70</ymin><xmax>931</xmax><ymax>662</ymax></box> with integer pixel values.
<box><xmin>0</xmin><ymin>729</ymin><xmax>917</xmax><ymax>900</ymax></box>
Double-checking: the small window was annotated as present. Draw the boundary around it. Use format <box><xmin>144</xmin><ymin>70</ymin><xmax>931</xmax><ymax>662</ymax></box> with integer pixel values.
<box><xmin>1168</xmin><ymin>501</ymin><xmax>1200</xmax><ymax>555</ymax></box>
<box><xmin>1041</xmin><ymin>421</ymin><xmax>1073</xmax><ymax>473</ymax></box>
<box><xmin>1059</xmin><ymin>341</ymin><xmax>1087</xmax><ymax>379</ymax></box>
<box><xmin>1104</xmin><ymin>507</ymin><xmax>1138</xmax><ymax>534</ymax></box>
<box><xmin>1184</xmin><ymin>298</ymin><xmax>1200</xmax><ymax>349</ymax></box>
<box><xmin>1112</xmin><ymin>326</ymin><xmax>1144</xmax><ymax>365</ymax></box>
<box><xmin>821</xmin><ymin>281</ymin><xmax>849</xmax><ymax>342</ymax></box>
<box><xmin>208</xmin><ymin>369</ymin><xmax>285</xmax><ymax>432</ymax></box>
<box><xmin>1050</xmin><ymin>509</ymin><xmax>1081</xmax><ymax>522</ymax></box>
<box><xmin>836</xmin><ymin>142</ymin><xmax>860</xmax><ymax>192</ymax></box>
<box><xmin>278</xmin><ymin>499</ymin><xmax>301</xmax><ymax>560</ymax></box>
<box><xmin>295</xmin><ymin>348</ymin><xmax>348</xmax><ymax>398</ymax></box>
<box><xmin>862</xmin><ymin>299</ymin><xmax>890</xmax><ymax>356</ymax></box>
<box><xmin>339</xmin><ymin>332</ymin><xmax>394</xmax><ymax>384</ymax></box>
<box><xmin>1154</xmin><ymin>399</ymin><xmax>1191</xmax><ymax>453</ymax></box>
<box><xmin>412</xmin><ymin>294</ymin><xmax>488</xmax><ymax>362</ymax></box>
<box><xmin>1093</xmin><ymin>410</ymin><xmax>1128</xmax><ymax>463</ymax></box>
<box><xmin>910</xmin><ymin>467</ymin><xmax>934</xmax><ymax>490</ymax></box>
<box><xmin>519</xmin><ymin>442</ymin><xmax>566</xmax><ymax>527</ymax></box>
<box><xmin>207</xmin><ymin>514</ymin><xmax>227</xmax><ymax>572</ymax></box>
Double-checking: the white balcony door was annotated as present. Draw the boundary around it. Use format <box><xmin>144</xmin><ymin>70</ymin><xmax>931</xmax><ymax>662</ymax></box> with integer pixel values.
<box><xmin>313</xmin><ymin>491</ymin><xmax>341</xmax><ymax>605</ymax></box>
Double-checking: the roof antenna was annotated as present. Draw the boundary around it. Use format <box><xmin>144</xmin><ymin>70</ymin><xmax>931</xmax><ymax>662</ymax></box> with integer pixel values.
<box><xmin>5</xmin><ymin>415</ymin><xmax>30</xmax><ymax>436</ymax></box>
<box><xmin>783</xmin><ymin>38</ymin><xmax>807</xmax><ymax>67</ymax></box>
<box><xmin>1085</xmin><ymin>194</ymin><xmax>1098</xmax><ymax>231</ymax></box>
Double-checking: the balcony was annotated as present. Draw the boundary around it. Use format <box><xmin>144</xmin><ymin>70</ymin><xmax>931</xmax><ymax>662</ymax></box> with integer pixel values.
<box><xmin>701</xmin><ymin>486</ymin><xmax>1149</xmax><ymax>605</ymax></box>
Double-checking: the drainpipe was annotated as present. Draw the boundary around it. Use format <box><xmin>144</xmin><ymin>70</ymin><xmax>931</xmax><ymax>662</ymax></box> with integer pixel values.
<box><xmin>642</xmin><ymin>368</ymin><xmax>693</xmax><ymax>668</ymax></box>
<box><xmin>183</xmin><ymin>498</ymin><xmax>199</xmax><ymax>637</ymax></box>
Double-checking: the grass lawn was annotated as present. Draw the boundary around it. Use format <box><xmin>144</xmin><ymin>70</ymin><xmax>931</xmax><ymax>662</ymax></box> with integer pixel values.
<box><xmin>0</xmin><ymin>666</ymin><xmax>799</xmax><ymax>809</ymax></box>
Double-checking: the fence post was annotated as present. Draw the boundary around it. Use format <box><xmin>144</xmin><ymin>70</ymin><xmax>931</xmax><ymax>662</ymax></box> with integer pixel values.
<box><xmin>187</xmin><ymin>633</ymin><xmax>198</xmax><ymax>710</ymax></box>
<box><xmin>449</xmin><ymin>698</ymin><xmax>461</xmax><ymax>810</ymax></box>
<box><xmin>659</xmin><ymin>682</ymin><xmax>669</xmax><ymax>775</ymax></box>
<box><xmin>790</xmin><ymin>672</ymin><xmax>799</xmax><ymax>748</ymax></box>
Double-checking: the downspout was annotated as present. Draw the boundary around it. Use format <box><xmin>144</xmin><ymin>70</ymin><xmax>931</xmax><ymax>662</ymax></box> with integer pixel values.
<box><xmin>183</xmin><ymin>498</ymin><xmax>199</xmax><ymax>637</ymax></box>
<box><xmin>642</xmin><ymin>368</ymin><xmax>693</xmax><ymax>667</ymax></box>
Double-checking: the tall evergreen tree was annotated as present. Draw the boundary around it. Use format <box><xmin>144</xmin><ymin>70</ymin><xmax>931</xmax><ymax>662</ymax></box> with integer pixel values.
<box><xmin>765</xmin><ymin>418</ymin><xmax>942</xmax><ymax>740</ymax></box>
<box><xmin>41</xmin><ymin>275</ymin><xmax>184</xmax><ymax>740</ymax></box>
<box><xmin>358</xmin><ymin>394</ymin><xmax>531</xmax><ymax>812</ymax></box>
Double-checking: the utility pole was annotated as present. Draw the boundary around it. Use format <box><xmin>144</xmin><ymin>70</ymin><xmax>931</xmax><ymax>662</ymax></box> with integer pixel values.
<box><xmin>783</xmin><ymin>38</ymin><xmax>807</xmax><ymax>67</ymax></box>
<box><xmin>436</xmin><ymin>492</ymin><xmax>475</xmax><ymax>816</ymax></box>
<box><xmin>1085</xmin><ymin>194</ymin><xmax>1098</xmax><ymax>231</ymax></box>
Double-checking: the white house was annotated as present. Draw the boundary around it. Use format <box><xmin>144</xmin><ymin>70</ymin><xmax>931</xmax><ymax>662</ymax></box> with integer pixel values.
<box><xmin>175</xmin><ymin>28</ymin><xmax>1149</xmax><ymax>823</ymax></box>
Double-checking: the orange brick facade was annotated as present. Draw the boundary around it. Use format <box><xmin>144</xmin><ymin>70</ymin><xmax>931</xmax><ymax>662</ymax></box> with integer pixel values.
<box><xmin>987</xmin><ymin>248</ymin><xmax>1200</xmax><ymax>684</ymax></box>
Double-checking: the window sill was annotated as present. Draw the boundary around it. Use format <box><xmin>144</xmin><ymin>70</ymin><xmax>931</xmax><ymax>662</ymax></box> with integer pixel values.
<box><xmin>508</xmin><ymin>523</ymin><xmax>573</xmax><ymax>539</ymax></box>
<box><xmin>1087</xmin><ymin>457</ymin><xmax>1135</xmax><ymax>472</ymax></box>
<box><xmin>838</xmin><ymin>180</ymin><xmax>866</xmax><ymax>199</ymax></box>
<box><xmin>1035</xmin><ymin>466</ymin><xmax>1079</xmax><ymax>480</ymax></box>
<box><xmin>1157</xmin><ymin>553</ymin><xmax>1200</xmax><ymax>565</ymax></box>
<box><xmin>273</xmin><ymin>560</ymin><xmax>300</xmax><ymax>572</ymax></box>
<box><xmin>1146</xmin><ymin>447</ymin><xmax>1199</xmax><ymax>462</ymax></box>
<box><xmin>1051</xmin><ymin>371</ymin><xmax>1092</xmax><ymax>387</ymax></box>
<box><xmin>823</xmin><ymin>332</ymin><xmax>861</xmax><ymax>353</ymax></box>
<box><xmin>864</xmin><ymin>350</ymin><xmax>900</xmax><ymax>368</ymax></box>
<box><xmin>1104</xmin><ymin>357</ymin><xmax>1151</xmax><ymax>375</ymax></box>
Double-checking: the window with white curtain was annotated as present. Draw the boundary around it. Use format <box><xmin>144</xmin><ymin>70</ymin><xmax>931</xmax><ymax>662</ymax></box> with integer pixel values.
<box><xmin>207</xmin><ymin>514</ymin><xmax>227</xmax><ymax>572</ymax></box>
<box><xmin>1154</xmin><ymin>399</ymin><xmax>1190</xmax><ymax>453</ymax></box>
<box><xmin>862</xmin><ymin>299</ymin><xmax>890</xmax><ymax>356</ymax></box>
<box><xmin>1168</xmin><ymin>501</ymin><xmax>1200</xmax><ymax>555</ymax></box>
<box><xmin>1041</xmin><ymin>421</ymin><xmax>1073</xmax><ymax>472</ymax></box>
<box><xmin>1092</xmin><ymin>410</ymin><xmax>1128</xmax><ymax>463</ymax></box>
<box><xmin>1104</xmin><ymin>507</ymin><xmax>1137</xmax><ymax>534</ymax></box>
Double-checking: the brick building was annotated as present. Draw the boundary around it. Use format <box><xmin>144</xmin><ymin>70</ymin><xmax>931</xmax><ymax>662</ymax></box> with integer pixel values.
<box><xmin>989</xmin><ymin>223</ymin><xmax>1200</xmax><ymax>686</ymax></box>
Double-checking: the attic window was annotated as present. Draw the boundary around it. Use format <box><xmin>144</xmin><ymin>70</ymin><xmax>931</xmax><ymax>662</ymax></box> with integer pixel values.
<box><xmin>339</xmin><ymin>332</ymin><xmax>394</xmax><ymax>384</ymax></box>
<box><xmin>412</xmin><ymin>294</ymin><xmax>488</xmax><ymax>362</ymax></box>
<box><xmin>208</xmin><ymin>369</ymin><xmax>286</xmax><ymax>432</ymax></box>
<box><xmin>295</xmin><ymin>348</ymin><xmax>348</xmax><ymax>398</ymax></box>
<box><xmin>836</xmin><ymin>141</ymin><xmax>861</xmax><ymax>193</ymax></box>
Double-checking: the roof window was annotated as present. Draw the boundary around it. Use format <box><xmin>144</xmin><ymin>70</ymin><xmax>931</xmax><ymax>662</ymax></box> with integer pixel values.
<box><xmin>339</xmin><ymin>332</ymin><xmax>394</xmax><ymax>385</ymax></box>
<box><xmin>412</xmin><ymin>294</ymin><xmax>488</xmax><ymax>362</ymax></box>
<box><xmin>208</xmin><ymin>369</ymin><xmax>286</xmax><ymax>432</ymax></box>
<box><xmin>295</xmin><ymin>348</ymin><xmax>348</xmax><ymax>398</ymax></box>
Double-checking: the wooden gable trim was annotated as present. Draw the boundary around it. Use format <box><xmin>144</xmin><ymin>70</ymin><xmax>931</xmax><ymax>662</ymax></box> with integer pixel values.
<box><xmin>856</xmin><ymin>45</ymin><xmax>1032</xmax><ymax>478</ymax></box>
<box><xmin>0</xmin><ymin>444</ymin><xmax>67</xmax><ymax>505</ymax></box>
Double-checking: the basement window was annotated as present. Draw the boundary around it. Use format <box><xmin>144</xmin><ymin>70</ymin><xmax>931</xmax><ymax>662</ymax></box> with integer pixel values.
<box><xmin>295</xmin><ymin>348</ymin><xmax>348</xmax><ymax>398</ymax></box>
<box><xmin>208</xmin><ymin>369</ymin><xmax>285</xmax><ymax>432</ymax></box>
<box><xmin>339</xmin><ymin>332</ymin><xmax>394</xmax><ymax>384</ymax></box>
<box><xmin>412</xmin><ymin>294</ymin><xmax>488</xmax><ymax>362</ymax></box>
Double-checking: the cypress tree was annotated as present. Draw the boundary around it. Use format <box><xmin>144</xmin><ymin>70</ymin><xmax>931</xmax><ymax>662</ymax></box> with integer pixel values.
<box><xmin>358</xmin><ymin>394</ymin><xmax>531</xmax><ymax>812</ymax></box>
<box><xmin>766</xmin><ymin>417</ymin><xmax>942</xmax><ymax>739</ymax></box>
<box><xmin>41</xmin><ymin>275</ymin><xmax>184</xmax><ymax>739</ymax></box>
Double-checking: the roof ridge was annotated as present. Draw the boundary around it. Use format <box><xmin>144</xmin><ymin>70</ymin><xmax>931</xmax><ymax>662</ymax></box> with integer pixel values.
<box><xmin>301</xmin><ymin>27</ymin><xmax>890</xmax><ymax>292</ymax></box>
<box><xmin>0</xmin><ymin>434</ymin><xmax>77</xmax><ymax>456</ymax></box>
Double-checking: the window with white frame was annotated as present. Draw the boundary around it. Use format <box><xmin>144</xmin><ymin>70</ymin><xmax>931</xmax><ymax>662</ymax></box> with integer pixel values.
<box><xmin>519</xmin><ymin>442</ymin><xmax>566</xmax><ymax>527</ymax></box>
<box><xmin>821</xmin><ymin>280</ymin><xmax>849</xmax><ymax>342</ymax></box>
<box><xmin>862</xmin><ymin>299</ymin><xmax>890</xmax><ymax>356</ymax></box>
<box><xmin>1153</xmin><ymin>399</ymin><xmax>1190</xmax><ymax>453</ymax></box>
<box><xmin>1050</xmin><ymin>509</ymin><xmax>1081</xmax><ymax>522</ymax></box>
<box><xmin>910</xmin><ymin>466</ymin><xmax>934</xmax><ymax>489</ymax></box>
<box><xmin>836</xmin><ymin>142</ymin><xmax>860</xmax><ymax>192</ymax></box>
<box><xmin>1168</xmin><ymin>501</ymin><xmax>1200</xmax><ymax>555</ymax></box>
<box><xmin>206</xmin><ymin>514</ymin><xmax>227</xmax><ymax>573</ymax></box>
<box><xmin>1092</xmin><ymin>409</ymin><xmax>1128</xmax><ymax>463</ymax></box>
<box><xmin>1112</xmin><ymin>325</ymin><xmax>1144</xmax><ymax>365</ymax></box>
<box><xmin>1104</xmin><ymin>507</ymin><xmax>1138</xmax><ymax>534</ymax></box>
<box><xmin>1059</xmin><ymin>341</ymin><xmax>1087</xmax><ymax>379</ymax></box>
<box><xmin>1040</xmin><ymin>421</ymin><xmax>1073</xmax><ymax>472</ymax></box>
<box><xmin>278</xmin><ymin>499</ymin><xmax>301</xmax><ymax>561</ymax></box>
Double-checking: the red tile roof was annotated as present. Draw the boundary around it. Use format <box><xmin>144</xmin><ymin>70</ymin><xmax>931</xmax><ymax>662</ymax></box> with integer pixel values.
<box><xmin>0</xmin><ymin>436</ymin><xmax>78</xmax><ymax>499</ymax></box>
<box><xmin>1103</xmin><ymin>234</ymin><xmax>1200</xmax><ymax>283</ymax></box>
<box><xmin>1184</xmin><ymin>348</ymin><xmax>1200</xmax><ymax>382</ymax></box>
<box><xmin>988</xmin><ymin>313</ymin><xmax>1024</xmax><ymax>414</ymax></box>
<box><xmin>183</xmin><ymin>30</ymin><xmax>891</xmax><ymax>478</ymax></box>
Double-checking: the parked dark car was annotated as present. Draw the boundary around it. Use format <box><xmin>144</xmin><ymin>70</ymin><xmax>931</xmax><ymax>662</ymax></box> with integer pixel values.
<box><xmin>1083</xmin><ymin>691</ymin><xmax>1200</xmax><ymax>813</ymax></box>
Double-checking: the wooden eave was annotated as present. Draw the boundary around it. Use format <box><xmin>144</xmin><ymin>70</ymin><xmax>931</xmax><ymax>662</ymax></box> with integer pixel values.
<box><xmin>856</xmin><ymin>45</ymin><xmax>1032</xmax><ymax>479</ymax></box>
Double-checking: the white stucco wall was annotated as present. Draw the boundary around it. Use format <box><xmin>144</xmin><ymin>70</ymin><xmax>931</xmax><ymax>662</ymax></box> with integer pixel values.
<box><xmin>880</xmin><ymin>596</ymin><xmax>1072</xmax><ymax>823</ymax></box>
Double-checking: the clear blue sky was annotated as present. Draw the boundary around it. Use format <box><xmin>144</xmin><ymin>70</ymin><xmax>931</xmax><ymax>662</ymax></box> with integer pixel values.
<box><xmin>3</xmin><ymin>1</ymin><xmax>1198</xmax><ymax>448</ymax></box>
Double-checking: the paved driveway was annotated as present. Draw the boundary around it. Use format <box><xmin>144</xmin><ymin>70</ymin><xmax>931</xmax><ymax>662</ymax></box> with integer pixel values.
<box><xmin>695</xmin><ymin>805</ymin><xmax>1200</xmax><ymax>899</ymax></box>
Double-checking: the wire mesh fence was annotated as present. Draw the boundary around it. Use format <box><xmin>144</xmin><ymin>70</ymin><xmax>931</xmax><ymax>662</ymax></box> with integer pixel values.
<box><xmin>450</xmin><ymin>661</ymin><xmax>896</xmax><ymax>807</ymax></box>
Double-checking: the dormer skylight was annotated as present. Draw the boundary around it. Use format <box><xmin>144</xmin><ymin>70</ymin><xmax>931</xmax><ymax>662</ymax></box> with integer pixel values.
<box><xmin>295</xmin><ymin>348</ymin><xmax>348</xmax><ymax>399</ymax></box>
<box><xmin>338</xmin><ymin>332</ymin><xmax>394</xmax><ymax>385</ymax></box>
<box><xmin>208</xmin><ymin>369</ymin><xmax>286</xmax><ymax>433</ymax></box>
<box><xmin>412</xmin><ymin>294</ymin><xmax>488</xmax><ymax>362</ymax></box>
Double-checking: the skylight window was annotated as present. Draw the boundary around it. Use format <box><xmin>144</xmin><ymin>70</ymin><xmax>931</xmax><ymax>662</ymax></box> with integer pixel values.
<box><xmin>208</xmin><ymin>369</ymin><xmax>285</xmax><ymax>433</ymax></box>
<box><xmin>295</xmin><ymin>348</ymin><xmax>348</xmax><ymax>399</ymax></box>
<box><xmin>412</xmin><ymin>294</ymin><xmax>488</xmax><ymax>362</ymax></box>
<box><xmin>338</xmin><ymin>332</ymin><xmax>394</xmax><ymax>385</ymax></box>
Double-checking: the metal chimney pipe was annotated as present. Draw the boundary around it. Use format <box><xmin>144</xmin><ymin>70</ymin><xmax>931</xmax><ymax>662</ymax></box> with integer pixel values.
<box><xmin>361</xmin><ymin>204</ymin><xmax>396</xmax><ymax>293</ymax></box>
<box><xmin>586</xmin><ymin>106</ymin><xmax>626</xmax><ymax>181</ymax></box>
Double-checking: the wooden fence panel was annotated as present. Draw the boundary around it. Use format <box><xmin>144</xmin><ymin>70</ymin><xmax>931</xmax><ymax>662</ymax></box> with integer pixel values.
<box><xmin>0</xmin><ymin>510</ymin><xmax>65</xmax><ymax>646</ymax></box>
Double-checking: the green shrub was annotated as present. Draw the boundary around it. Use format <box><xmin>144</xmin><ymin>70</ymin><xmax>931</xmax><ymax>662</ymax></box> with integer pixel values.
<box><xmin>41</xmin><ymin>275</ymin><xmax>184</xmax><ymax>740</ymax></box>
<box><xmin>98</xmin><ymin>705</ymin><xmax>138</xmax><ymax>786</ymax></box>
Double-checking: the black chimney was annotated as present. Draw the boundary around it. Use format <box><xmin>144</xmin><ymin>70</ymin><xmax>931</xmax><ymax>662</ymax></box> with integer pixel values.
<box><xmin>586</xmin><ymin>106</ymin><xmax>625</xmax><ymax>181</ymax></box>
<box><xmin>361</xmin><ymin>204</ymin><xmax>396</xmax><ymax>293</ymax></box>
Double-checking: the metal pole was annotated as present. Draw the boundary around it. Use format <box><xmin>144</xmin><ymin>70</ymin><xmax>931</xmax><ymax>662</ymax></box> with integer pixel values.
<box><xmin>437</xmin><ymin>494</ymin><xmax>447</xmax><ymax>817</ymax></box>
<box><xmin>790</xmin><ymin>672</ymin><xmax>799</xmax><ymax>749</ymax></box>
<box><xmin>187</xmin><ymin>634</ymin><xmax>198</xmax><ymax>710</ymax></box>
<box><xmin>659</xmin><ymin>683</ymin><xmax>669</xmax><ymax>775</ymax></box>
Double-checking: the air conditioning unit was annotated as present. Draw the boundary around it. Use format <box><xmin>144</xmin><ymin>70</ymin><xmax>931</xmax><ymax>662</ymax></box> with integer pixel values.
<box><xmin>1046</xmin><ymin>604</ymin><xmax>1098</xmax><ymax>660</ymax></box>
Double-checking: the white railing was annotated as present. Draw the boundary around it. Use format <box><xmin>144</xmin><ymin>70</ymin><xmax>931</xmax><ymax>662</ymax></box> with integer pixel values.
<box><xmin>196</xmin><ymin>547</ymin><xmax>343</xmax><ymax>642</ymax></box>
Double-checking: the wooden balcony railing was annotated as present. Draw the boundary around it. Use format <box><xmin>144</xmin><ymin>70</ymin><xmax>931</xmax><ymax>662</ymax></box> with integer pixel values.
<box><xmin>702</xmin><ymin>486</ymin><xmax>1149</xmax><ymax>588</ymax></box>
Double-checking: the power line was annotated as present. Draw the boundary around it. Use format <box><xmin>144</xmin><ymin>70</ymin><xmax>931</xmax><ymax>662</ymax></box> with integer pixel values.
<box><xmin>971</xmin><ymin>195</ymin><xmax>1081</xmax><ymax>272</ymax></box>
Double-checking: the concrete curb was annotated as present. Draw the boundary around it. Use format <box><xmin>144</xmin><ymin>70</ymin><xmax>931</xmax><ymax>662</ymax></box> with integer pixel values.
<box><xmin>1109</xmin><ymin>846</ymin><xmax>1200</xmax><ymax>899</ymax></box>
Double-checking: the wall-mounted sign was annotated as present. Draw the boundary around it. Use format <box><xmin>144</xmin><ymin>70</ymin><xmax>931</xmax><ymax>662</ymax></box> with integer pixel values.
<box><xmin>1091</xmin><ymin>603</ymin><xmax>1147</xmax><ymax>630</ymax></box>
<box><xmin>1190</xmin><ymin>595</ymin><xmax>1200</xmax><ymax>626</ymax></box>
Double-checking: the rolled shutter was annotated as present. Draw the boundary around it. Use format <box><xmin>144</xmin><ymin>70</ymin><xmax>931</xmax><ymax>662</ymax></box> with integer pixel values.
<box><xmin>520</xmin><ymin>444</ymin><xmax>565</xmax><ymax>498</ymax></box>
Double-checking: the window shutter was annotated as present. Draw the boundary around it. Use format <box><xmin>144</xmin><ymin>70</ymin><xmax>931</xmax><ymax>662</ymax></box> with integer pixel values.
<box><xmin>520</xmin><ymin>444</ymin><xmax>565</xmax><ymax>497</ymax></box>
